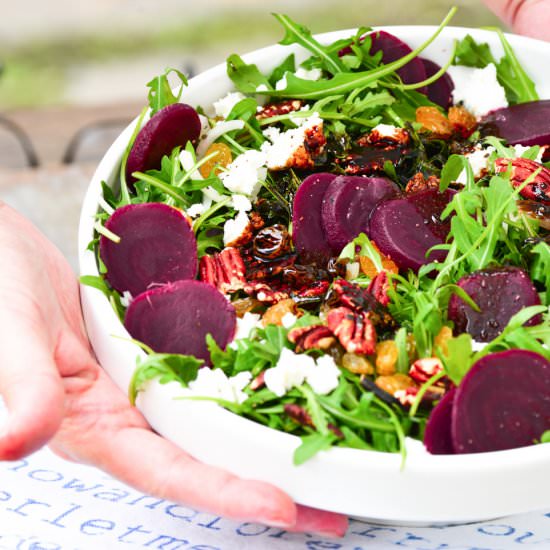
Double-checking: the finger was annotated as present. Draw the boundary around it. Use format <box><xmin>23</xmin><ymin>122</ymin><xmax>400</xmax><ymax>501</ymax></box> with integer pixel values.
<box><xmin>483</xmin><ymin>0</ymin><xmax>550</xmax><ymax>40</ymax></box>
<box><xmin>293</xmin><ymin>505</ymin><xmax>348</xmax><ymax>538</ymax></box>
<box><xmin>0</xmin><ymin>314</ymin><xmax>64</xmax><ymax>460</ymax></box>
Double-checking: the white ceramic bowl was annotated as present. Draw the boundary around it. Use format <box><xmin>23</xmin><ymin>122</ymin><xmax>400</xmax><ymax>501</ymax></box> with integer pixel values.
<box><xmin>79</xmin><ymin>26</ymin><xmax>550</xmax><ymax>525</ymax></box>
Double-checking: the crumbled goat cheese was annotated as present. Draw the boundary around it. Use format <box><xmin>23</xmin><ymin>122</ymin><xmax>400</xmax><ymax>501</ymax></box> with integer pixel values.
<box><xmin>512</xmin><ymin>144</ymin><xmax>544</xmax><ymax>163</ymax></box>
<box><xmin>219</xmin><ymin>149</ymin><xmax>267</xmax><ymax>197</ymax></box>
<box><xmin>371</xmin><ymin>123</ymin><xmax>400</xmax><ymax>139</ymax></box>
<box><xmin>264</xmin><ymin>348</ymin><xmax>314</xmax><ymax>397</ymax></box>
<box><xmin>231</xmin><ymin>194</ymin><xmax>252</xmax><ymax>212</ymax></box>
<box><xmin>281</xmin><ymin>312</ymin><xmax>298</xmax><ymax>329</ymax></box>
<box><xmin>456</xmin><ymin>145</ymin><xmax>496</xmax><ymax>185</ymax></box>
<box><xmin>197</xmin><ymin>119</ymin><xmax>245</xmax><ymax>157</ymax></box>
<box><xmin>295</xmin><ymin>67</ymin><xmax>322</xmax><ymax>80</ymax></box>
<box><xmin>447</xmin><ymin>63</ymin><xmax>508</xmax><ymax>118</ymax></box>
<box><xmin>261</xmin><ymin>113</ymin><xmax>323</xmax><ymax>170</ymax></box>
<box><xmin>213</xmin><ymin>91</ymin><xmax>246</xmax><ymax>119</ymax></box>
<box><xmin>346</xmin><ymin>262</ymin><xmax>360</xmax><ymax>280</ymax></box>
<box><xmin>471</xmin><ymin>340</ymin><xmax>489</xmax><ymax>352</ymax></box>
<box><xmin>223</xmin><ymin>210</ymin><xmax>250</xmax><ymax>246</ymax></box>
<box><xmin>264</xmin><ymin>348</ymin><xmax>341</xmax><ymax>397</ymax></box>
<box><xmin>120</xmin><ymin>291</ymin><xmax>133</xmax><ymax>308</ymax></box>
<box><xmin>203</xmin><ymin>186</ymin><xmax>224</xmax><ymax>203</ymax></box>
<box><xmin>233</xmin><ymin>312</ymin><xmax>262</xmax><ymax>341</ymax></box>
<box><xmin>185</xmin><ymin>368</ymin><xmax>252</xmax><ymax>404</ymax></box>
<box><xmin>186</xmin><ymin>203</ymin><xmax>206</xmax><ymax>218</ymax></box>
<box><xmin>306</xmin><ymin>355</ymin><xmax>341</xmax><ymax>395</ymax></box>
<box><xmin>198</xmin><ymin>114</ymin><xmax>210</xmax><ymax>141</ymax></box>
<box><xmin>275</xmin><ymin>74</ymin><xmax>288</xmax><ymax>91</ymax></box>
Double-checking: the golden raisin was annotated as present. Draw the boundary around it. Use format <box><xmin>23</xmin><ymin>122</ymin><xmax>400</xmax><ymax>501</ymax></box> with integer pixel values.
<box><xmin>416</xmin><ymin>106</ymin><xmax>453</xmax><ymax>138</ymax></box>
<box><xmin>375</xmin><ymin>373</ymin><xmax>415</xmax><ymax>395</ymax></box>
<box><xmin>262</xmin><ymin>298</ymin><xmax>298</xmax><ymax>327</ymax></box>
<box><xmin>375</xmin><ymin>340</ymin><xmax>399</xmax><ymax>376</ymax></box>
<box><xmin>434</xmin><ymin>325</ymin><xmax>453</xmax><ymax>356</ymax></box>
<box><xmin>359</xmin><ymin>242</ymin><xmax>399</xmax><ymax>277</ymax></box>
<box><xmin>199</xmin><ymin>143</ymin><xmax>233</xmax><ymax>178</ymax></box>
<box><xmin>342</xmin><ymin>353</ymin><xmax>375</xmax><ymax>375</ymax></box>
<box><xmin>232</xmin><ymin>297</ymin><xmax>260</xmax><ymax>318</ymax></box>
<box><xmin>448</xmin><ymin>105</ymin><xmax>477</xmax><ymax>135</ymax></box>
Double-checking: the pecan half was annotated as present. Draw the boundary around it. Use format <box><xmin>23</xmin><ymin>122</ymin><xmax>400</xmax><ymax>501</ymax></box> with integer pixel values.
<box><xmin>256</xmin><ymin>99</ymin><xmax>304</xmax><ymax>120</ymax></box>
<box><xmin>495</xmin><ymin>157</ymin><xmax>550</xmax><ymax>203</ymax></box>
<box><xmin>253</xmin><ymin>224</ymin><xmax>291</xmax><ymax>260</ymax></box>
<box><xmin>327</xmin><ymin>306</ymin><xmax>376</xmax><ymax>355</ymax></box>
<box><xmin>199</xmin><ymin>247</ymin><xmax>246</xmax><ymax>294</ymax></box>
<box><xmin>367</xmin><ymin>271</ymin><xmax>391</xmax><ymax>306</ymax></box>
<box><xmin>408</xmin><ymin>357</ymin><xmax>444</xmax><ymax>385</ymax></box>
<box><xmin>243</xmin><ymin>281</ymin><xmax>290</xmax><ymax>304</ymax></box>
<box><xmin>288</xmin><ymin>324</ymin><xmax>335</xmax><ymax>353</ymax></box>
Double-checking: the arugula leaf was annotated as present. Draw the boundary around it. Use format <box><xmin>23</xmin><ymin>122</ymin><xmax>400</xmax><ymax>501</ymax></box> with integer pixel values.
<box><xmin>129</xmin><ymin>353</ymin><xmax>203</xmax><ymax>405</ymax></box>
<box><xmin>147</xmin><ymin>68</ymin><xmax>188</xmax><ymax>116</ymax></box>
<box><xmin>261</xmin><ymin>8</ymin><xmax>457</xmax><ymax>100</ymax></box>
<box><xmin>293</xmin><ymin>432</ymin><xmax>337</xmax><ymax>465</ymax></box>
<box><xmin>438</xmin><ymin>333</ymin><xmax>475</xmax><ymax>385</ymax></box>
<box><xmin>541</xmin><ymin>431</ymin><xmax>550</xmax><ymax>444</ymax></box>
<box><xmin>226</xmin><ymin>54</ymin><xmax>271</xmax><ymax>94</ymax></box>
<box><xmin>530</xmin><ymin>242</ymin><xmax>550</xmax><ymax>306</ymax></box>
<box><xmin>339</xmin><ymin>232</ymin><xmax>383</xmax><ymax>273</ymax></box>
<box><xmin>454</xmin><ymin>34</ymin><xmax>495</xmax><ymax>68</ymax></box>
<box><xmin>268</xmin><ymin>53</ymin><xmax>296</xmax><ymax>87</ymax></box>
<box><xmin>273</xmin><ymin>14</ymin><xmax>345</xmax><ymax>75</ymax></box>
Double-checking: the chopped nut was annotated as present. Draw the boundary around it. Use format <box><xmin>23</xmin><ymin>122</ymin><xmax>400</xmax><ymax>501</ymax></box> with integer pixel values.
<box><xmin>327</xmin><ymin>306</ymin><xmax>377</xmax><ymax>355</ymax></box>
<box><xmin>244</xmin><ymin>281</ymin><xmax>290</xmax><ymax>304</ymax></box>
<box><xmin>199</xmin><ymin>247</ymin><xmax>246</xmax><ymax>294</ymax></box>
<box><xmin>250</xmin><ymin>371</ymin><xmax>265</xmax><ymax>391</ymax></box>
<box><xmin>408</xmin><ymin>357</ymin><xmax>444</xmax><ymax>385</ymax></box>
<box><xmin>342</xmin><ymin>353</ymin><xmax>374</xmax><ymax>375</ymax></box>
<box><xmin>495</xmin><ymin>157</ymin><xmax>550</xmax><ymax>203</ymax></box>
<box><xmin>288</xmin><ymin>324</ymin><xmax>335</xmax><ymax>353</ymax></box>
<box><xmin>256</xmin><ymin>99</ymin><xmax>304</xmax><ymax>120</ymax></box>
<box><xmin>375</xmin><ymin>340</ymin><xmax>399</xmax><ymax>376</ymax></box>
<box><xmin>405</xmin><ymin>172</ymin><xmax>440</xmax><ymax>194</ymax></box>
<box><xmin>262</xmin><ymin>298</ymin><xmax>298</xmax><ymax>327</ymax></box>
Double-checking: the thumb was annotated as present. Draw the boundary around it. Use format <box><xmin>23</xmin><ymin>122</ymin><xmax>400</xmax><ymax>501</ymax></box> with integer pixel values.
<box><xmin>483</xmin><ymin>0</ymin><xmax>550</xmax><ymax>41</ymax></box>
<box><xmin>0</xmin><ymin>313</ymin><xmax>65</xmax><ymax>460</ymax></box>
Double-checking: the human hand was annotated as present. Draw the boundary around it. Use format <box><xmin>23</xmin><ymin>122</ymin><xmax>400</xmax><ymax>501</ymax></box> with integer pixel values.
<box><xmin>483</xmin><ymin>0</ymin><xmax>550</xmax><ymax>41</ymax></box>
<box><xmin>0</xmin><ymin>201</ymin><xmax>347</xmax><ymax>537</ymax></box>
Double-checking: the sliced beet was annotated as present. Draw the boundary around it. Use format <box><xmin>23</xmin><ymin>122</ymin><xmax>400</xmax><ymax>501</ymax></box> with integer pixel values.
<box><xmin>124</xmin><ymin>280</ymin><xmax>236</xmax><ymax>364</ymax></box>
<box><xmin>419</xmin><ymin>58</ymin><xmax>454</xmax><ymax>109</ymax></box>
<box><xmin>338</xmin><ymin>31</ymin><xmax>427</xmax><ymax>93</ymax></box>
<box><xmin>321</xmin><ymin>175</ymin><xmax>400</xmax><ymax>254</ymax></box>
<box><xmin>452</xmin><ymin>350</ymin><xmax>550</xmax><ymax>454</ymax></box>
<box><xmin>292</xmin><ymin>172</ymin><xmax>337</xmax><ymax>263</ymax></box>
<box><xmin>479</xmin><ymin>100</ymin><xmax>550</xmax><ymax>146</ymax></box>
<box><xmin>368</xmin><ymin>188</ymin><xmax>455</xmax><ymax>272</ymax></box>
<box><xmin>99</xmin><ymin>203</ymin><xmax>198</xmax><ymax>297</ymax></box>
<box><xmin>369</xmin><ymin>31</ymin><xmax>427</xmax><ymax>94</ymax></box>
<box><xmin>424</xmin><ymin>388</ymin><xmax>456</xmax><ymax>455</ymax></box>
<box><xmin>126</xmin><ymin>103</ymin><xmax>201</xmax><ymax>184</ymax></box>
<box><xmin>448</xmin><ymin>266</ymin><xmax>542</xmax><ymax>342</ymax></box>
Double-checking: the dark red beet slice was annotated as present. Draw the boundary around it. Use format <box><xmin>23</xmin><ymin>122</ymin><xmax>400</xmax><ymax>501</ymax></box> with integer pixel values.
<box><xmin>424</xmin><ymin>388</ymin><xmax>456</xmax><ymax>455</ymax></box>
<box><xmin>339</xmin><ymin>31</ymin><xmax>427</xmax><ymax>93</ymax></box>
<box><xmin>124</xmin><ymin>280</ymin><xmax>236</xmax><ymax>364</ymax></box>
<box><xmin>321</xmin><ymin>175</ymin><xmax>400</xmax><ymax>253</ymax></box>
<box><xmin>292</xmin><ymin>172</ymin><xmax>337</xmax><ymax>263</ymax></box>
<box><xmin>448</xmin><ymin>266</ymin><xmax>542</xmax><ymax>342</ymax></box>
<box><xmin>126</xmin><ymin>103</ymin><xmax>201</xmax><ymax>184</ymax></box>
<box><xmin>452</xmin><ymin>350</ymin><xmax>550</xmax><ymax>454</ymax></box>
<box><xmin>479</xmin><ymin>100</ymin><xmax>550</xmax><ymax>146</ymax></box>
<box><xmin>419</xmin><ymin>58</ymin><xmax>454</xmax><ymax>109</ymax></box>
<box><xmin>100</xmin><ymin>203</ymin><xmax>198</xmax><ymax>297</ymax></box>
<box><xmin>368</xmin><ymin>189</ymin><xmax>455</xmax><ymax>272</ymax></box>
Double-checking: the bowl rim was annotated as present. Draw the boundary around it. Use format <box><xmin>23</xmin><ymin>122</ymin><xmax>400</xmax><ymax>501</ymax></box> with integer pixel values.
<box><xmin>79</xmin><ymin>24</ymin><xmax>550</xmax><ymax>521</ymax></box>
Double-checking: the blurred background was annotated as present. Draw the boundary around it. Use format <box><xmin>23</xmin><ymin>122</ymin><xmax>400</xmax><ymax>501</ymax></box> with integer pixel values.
<box><xmin>0</xmin><ymin>0</ymin><xmax>501</xmax><ymax>267</ymax></box>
